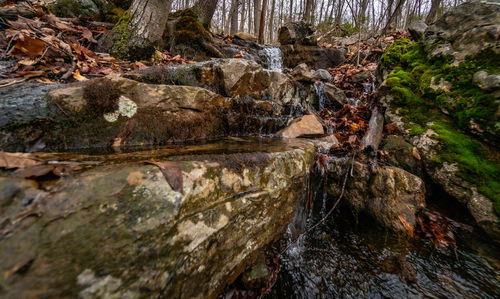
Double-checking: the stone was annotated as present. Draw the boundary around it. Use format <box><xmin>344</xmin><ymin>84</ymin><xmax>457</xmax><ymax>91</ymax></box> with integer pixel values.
<box><xmin>323</xmin><ymin>83</ymin><xmax>348</xmax><ymax>108</ymax></box>
<box><xmin>473</xmin><ymin>71</ymin><xmax>500</xmax><ymax>91</ymax></box>
<box><xmin>291</xmin><ymin>63</ymin><xmax>314</xmax><ymax>82</ymax></box>
<box><xmin>408</xmin><ymin>20</ymin><xmax>427</xmax><ymax>41</ymax></box>
<box><xmin>313</xmin><ymin>69</ymin><xmax>332</xmax><ymax>82</ymax></box>
<box><xmin>351</xmin><ymin>71</ymin><xmax>371</xmax><ymax>83</ymax></box>
<box><xmin>382</xmin><ymin>134</ymin><xmax>423</xmax><ymax>176</ymax></box>
<box><xmin>278</xmin><ymin>21</ymin><xmax>317</xmax><ymax>46</ymax></box>
<box><xmin>311</xmin><ymin>134</ymin><xmax>339</xmax><ymax>153</ymax></box>
<box><xmin>277</xmin><ymin>115</ymin><xmax>324</xmax><ymax>138</ymax></box>
<box><xmin>328</xmin><ymin>160</ymin><xmax>426</xmax><ymax>234</ymax></box>
<box><xmin>422</xmin><ymin>1</ymin><xmax>500</xmax><ymax>61</ymax></box>
<box><xmin>0</xmin><ymin>140</ymin><xmax>316</xmax><ymax>298</ymax></box>
<box><xmin>281</xmin><ymin>44</ymin><xmax>345</xmax><ymax>69</ymax></box>
<box><xmin>234</xmin><ymin>32</ymin><xmax>257</xmax><ymax>42</ymax></box>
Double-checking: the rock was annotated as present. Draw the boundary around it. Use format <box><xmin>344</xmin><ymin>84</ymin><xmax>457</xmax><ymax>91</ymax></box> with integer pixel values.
<box><xmin>277</xmin><ymin>115</ymin><xmax>324</xmax><ymax>138</ymax></box>
<box><xmin>328</xmin><ymin>160</ymin><xmax>426</xmax><ymax>234</ymax></box>
<box><xmin>0</xmin><ymin>82</ymin><xmax>61</xmax><ymax>128</ymax></box>
<box><xmin>234</xmin><ymin>32</ymin><xmax>257</xmax><ymax>42</ymax></box>
<box><xmin>240</xmin><ymin>253</ymin><xmax>269</xmax><ymax>290</ymax></box>
<box><xmin>323</xmin><ymin>83</ymin><xmax>348</xmax><ymax>108</ymax></box>
<box><xmin>408</xmin><ymin>20</ymin><xmax>427</xmax><ymax>41</ymax></box>
<box><xmin>0</xmin><ymin>74</ymin><xmax>296</xmax><ymax>151</ymax></box>
<box><xmin>291</xmin><ymin>63</ymin><xmax>314</xmax><ymax>82</ymax></box>
<box><xmin>281</xmin><ymin>44</ymin><xmax>345</xmax><ymax>69</ymax></box>
<box><xmin>0</xmin><ymin>140</ymin><xmax>316</xmax><ymax>298</ymax></box>
<box><xmin>351</xmin><ymin>71</ymin><xmax>371</xmax><ymax>83</ymax></box>
<box><xmin>382</xmin><ymin>135</ymin><xmax>423</xmax><ymax>176</ymax></box>
<box><xmin>473</xmin><ymin>71</ymin><xmax>500</xmax><ymax>91</ymax></box>
<box><xmin>313</xmin><ymin>69</ymin><xmax>332</xmax><ymax>82</ymax></box>
<box><xmin>422</xmin><ymin>1</ymin><xmax>500</xmax><ymax>61</ymax></box>
<box><xmin>278</xmin><ymin>21</ymin><xmax>317</xmax><ymax>46</ymax></box>
<box><xmin>310</xmin><ymin>135</ymin><xmax>339</xmax><ymax>153</ymax></box>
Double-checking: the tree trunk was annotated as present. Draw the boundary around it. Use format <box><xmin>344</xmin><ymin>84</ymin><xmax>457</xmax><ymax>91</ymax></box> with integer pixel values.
<box><xmin>193</xmin><ymin>0</ymin><xmax>220</xmax><ymax>28</ymax></box>
<box><xmin>229</xmin><ymin>0</ymin><xmax>239</xmax><ymax>35</ymax></box>
<box><xmin>240</xmin><ymin>0</ymin><xmax>246</xmax><ymax>31</ymax></box>
<box><xmin>254</xmin><ymin>0</ymin><xmax>262</xmax><ymax>35</ymax></box>
<box><xmin>108</xmin><ymin>0</ymin><xmax>173</xmax><ymax>60</ymax></box>
<box><xmin>425</xmin><ymin>0</ymin><xmax>441</xmax><ymax>24</ymax></box>
<box><xmin>304</xmin><ymin>0</ymin><xmax>313</xmax><ymax>22</ymax></box>
<box><xmin>268</xmin><ymin>0</ymin><xmax>276</xmax><ymax>42</ymax></box>
<box><xmin>258</xmin><ymin>0</ymin><xmax>267</xmax><ymax>43</ymax></box>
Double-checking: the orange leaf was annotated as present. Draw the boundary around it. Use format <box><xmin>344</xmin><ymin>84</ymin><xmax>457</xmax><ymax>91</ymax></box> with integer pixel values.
<box><xmin>398</xmin><ymin>215</ymin><xmax>414</xmax><ymax>237</ymax></box>
<box><xmin>10</xmin><ymin>34</ymin><xmax>46</xmax><ymax>58</ymax></box>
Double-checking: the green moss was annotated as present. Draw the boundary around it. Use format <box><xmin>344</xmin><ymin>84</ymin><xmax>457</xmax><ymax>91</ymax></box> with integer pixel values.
<box><xmin>431</xmin><ymin>122</ymin><xmax>500</xmax><ymax>216</ymax></box>
<box><xmin>383</xmin><ymin>40</ymin><xmax>500</xmax><ymax>216</ymax></box>
<box><xmin>171</xmin><ymin>9</ymin><xmax>211</xmax><ymax>44</ymax></box>
<box><xmin>109</xmin><ymin>11</ymin><xmax>132</xmax><ymax>60</ymax></box>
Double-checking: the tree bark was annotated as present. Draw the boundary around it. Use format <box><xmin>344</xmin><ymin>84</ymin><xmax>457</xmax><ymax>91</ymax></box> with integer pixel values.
<box><xmin>258</xmin><ymin>0</ymin><xmax>268</xmax><ymax>43</ymax></box>
<box><xmin>193</xmin><ymin>0</ymin><xmax>220</xmax><ymax>28</ymax></box>
<box><xmin>240</xmin><ymin>0</ymin><xmax>247</xmax><ymax>31</ymax></box>
<box><xmin>229</xmin><ymin>0</ymin><xmax>239</xmax><ymax>35</ymax></box>
<box><xmin>304</xmin><ymin>0</ymin><xmax>313</xmax><ymax>22</ymax></box>
<box><xmin>268</xmin><ymin>0</ymin><xmax>276</xmax><ymax>42</ymax></box>
<box><xmin>108</xmin><ymin>0</ymin><xmax>173</xmax><ymax>60</ymax></box>
<box><xmin>254</xmin><ymin>0</ymin><xmax>262</xmax><ymax>35</ymax></box>
<box><xmin>425</xmin><ymin>0</ymin><xmax>441</xmax><ymax>24</ymax></box>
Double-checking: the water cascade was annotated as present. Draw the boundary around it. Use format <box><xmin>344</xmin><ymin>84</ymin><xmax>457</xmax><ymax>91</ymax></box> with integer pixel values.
<box><xmin>259</xmin><ymin>46</ymin><xmax>283</xmax><ymax>71</ymax></box>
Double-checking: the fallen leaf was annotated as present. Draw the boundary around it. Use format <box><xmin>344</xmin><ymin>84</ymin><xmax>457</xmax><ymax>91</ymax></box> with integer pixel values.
<box><xmin>10</xmin><ymin>34</ymin><xmax>46</xmax><ymax>58</ymax></box>
<box><xmin>412</xmin><ymin>147</ymin><xmax>421</xmax><ymax>160</ymax></box>
<box><xmin>398</xmin><ymin>215</ymin><xmax>414</xmax><ymax>237</ymax></box>
<box><xmin>132</xmin><ymin>61</ymin><xmax>148</xmax><ymax>70</ymax></box>
<box><xmin>3</xmin><ymin>259</ymin><xmax>34</xmax><ymax>280</ymax></box>
<box><xmin>18</xmin><ymin>70</ymin><xmax>45</xmax><ymax>78</ymax></box>
<box><xmin>72</xmin><ymin>70</ymin><xmax>88</xmax><ymax>81</ymax></box>
<box><xmin>146</xmin><ymin>161</ymin><xmax>184</xmax><ymax>194</ymax></box>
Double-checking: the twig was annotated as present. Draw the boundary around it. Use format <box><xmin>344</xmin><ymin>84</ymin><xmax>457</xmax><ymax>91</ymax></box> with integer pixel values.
<box><xmin>280</xmin><ymin>152</ymin><xmax>356</xmax><ymax>255</ymax></box>
<box><xmin>0</xmin><ymin>78</ymin><xmax>27</xmax><ymax>89</ymax></box>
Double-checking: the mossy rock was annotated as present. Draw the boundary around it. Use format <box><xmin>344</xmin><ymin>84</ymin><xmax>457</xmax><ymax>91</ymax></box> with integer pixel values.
<box><xmin>380</xmin><ymin>39</ymin><xmax>500</xmax><ymax>223</ymax></box>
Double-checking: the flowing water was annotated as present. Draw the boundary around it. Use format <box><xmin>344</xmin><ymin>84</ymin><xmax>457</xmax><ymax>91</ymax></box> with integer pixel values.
<box><xmin>267</xmin><ymin>188</ymin><xmax>500</xmax><ymax>298</ymax></box>
<box><xmin>260</xmin><ymin>47</ymin><xmax>283</xmax><ymax>71</ymax></box>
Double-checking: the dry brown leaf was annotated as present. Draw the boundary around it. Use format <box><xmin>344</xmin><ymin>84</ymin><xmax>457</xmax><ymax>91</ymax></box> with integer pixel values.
<box><xmin>14</xmin><ymin>165</ymin><xmax>55</xmax><ymax>179</ymax></box>
<box><xmin>10</xmin><ymin>34</ymin><xmax>46</xmax><ymax>58</ymax></box>
<box><xmin>18</xmin><ymin>70</ymin><xmax>45</xmax><ymax>78</ymax></box>
<box><xmin>0</xmin><ymin>152</ymin><xmax>41</xmax><ymax>169</ymax></box>
<box><xmin>398</xmin><ymin>215</ymin><xmax>414</xmax><ymax>237</ymax></box>
<box><xmin>3</xmin><ymin>259</ymin><xmax>34</xmax><ymax>280</ymax></box>
<box><xmin>412</xmin><ymin>147</ymin><xmax>421</xmax><ymax>161</ymax></box>
<box><xmin>72</xmin><ymin>70</ymin><xmax>88</xmax><ymax>81</ymax></box>
<box><xmin>132</xmin><ymin>61</ymin><xmax>148</xmax><ymax>70</ymax></box>
<box><xmin>146</xmin><ymin>161</ymin><xmax>184</xmax><ymax>194</ymax></box>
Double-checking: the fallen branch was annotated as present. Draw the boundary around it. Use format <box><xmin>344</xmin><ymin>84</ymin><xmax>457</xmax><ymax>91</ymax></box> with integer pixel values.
<box><xmin>360</xmin><ymin>105</ymin><xmax>384</xmax><ymax>171</ymax></box>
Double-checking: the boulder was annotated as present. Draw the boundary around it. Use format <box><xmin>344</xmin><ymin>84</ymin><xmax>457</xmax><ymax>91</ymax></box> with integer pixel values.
<box><xmin>422</xmin><ymin>0</ymin><xmax>500</xmax><ymax>61</ymax></box>
<box><xmin>382</xmin><ymin>134</ymin><xmax>423</xmax><ymax>176</ymax></box>
<box><xmin>234</xmin><ymin>32</ymin><xmax>257</xmax><ymax>42</ymax></box>
<box><xmin>281</xmin><ymin>44</ymin><xmax>345</xmax><ymax>69</ymax></box>
<box><xmin>313</xmin><ymin>69</ymin><xmax>332</xmax><ymax>82</ymax></box>
<box><xmin>277</xmin><ymin>115</ymin><xmax>324</xmax><ymax>138</ymax></box>
<box><xmin>0</xmin><ymin>73</ymin><xmax>295</xmax><ymax>151</ymax></box>
<box><xmin>0</xmin><ymin>140</ymin><xmax>316</xmax><ymax>298</ymax></box>
<box><xmin>291</xmin><ymin>63</ymin><xmax>314</xmax><ymax>82</ymax></box>
<box><xmin>328</xmin><ymin>159</ymin><xmax>426</xmax><ymax>234</ymax></box>
<box><xmin>311</xmin><ymin>134</ymin><xmax>339</xmax><ymax>153</ymax></box>
<box><xmin>408</xmin><ymin>20</ymin><xmax>427</xmax><ymax>41</ymax></box>
<box><xmin>323</xmin><ymin>83</ymin><xmax>348</xmax><ymax>108</ymax></box>
<box><xmin>473</xmin><ymin>71</ymin><xmax>500</xmax><ymax>91</ymax></box>
<box><xmin>278</xmin><ymin>21</ymin><xmax>317</xmax><ymax>46</ymax></box>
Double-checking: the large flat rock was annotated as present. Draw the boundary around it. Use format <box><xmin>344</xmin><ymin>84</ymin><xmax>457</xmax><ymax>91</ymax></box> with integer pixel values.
<box><xmin>0</xmin><ymin>138</ymin><xmax>315</xmax><ymax>298</ymax></box>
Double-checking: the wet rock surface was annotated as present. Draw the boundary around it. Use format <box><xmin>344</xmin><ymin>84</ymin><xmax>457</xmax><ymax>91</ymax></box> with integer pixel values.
<box><xmin>0</xmin><ymin>138</ymin><xmax>316</xmax><ymax>298</ymax></box>
<box><xmin>328</xmin><ymin>159</ymin><xmax>426</xmax><ymax>233</ymax></box>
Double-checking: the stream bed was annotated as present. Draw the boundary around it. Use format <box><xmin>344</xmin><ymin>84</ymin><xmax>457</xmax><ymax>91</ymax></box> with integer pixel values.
<box><xmin>267</xmin><ymin>192</ymin><xmax>500</xmax><ymax>298</ymax></box>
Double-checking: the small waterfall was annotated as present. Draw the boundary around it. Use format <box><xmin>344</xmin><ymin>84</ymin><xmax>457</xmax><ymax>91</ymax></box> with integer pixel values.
<box><xmin>314</xmin><ymin>81</ymin><xmax>328</xmax><ymax>111</ymax></box>
<box><xmin>259</xmin><ymin>47</ymin><xmax>283</xmax><ymax>71</ymax></box>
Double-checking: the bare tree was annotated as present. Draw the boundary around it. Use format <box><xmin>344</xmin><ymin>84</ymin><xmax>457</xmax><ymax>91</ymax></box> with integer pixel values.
<box><xmin>426</xmin><ymin>0</ymin><xmax>441</xmax><ymax>24</ymax></box>
<box><xmin>268</xmin><ymin>0</ymin><xmax>276</xmax><ymax>42</ymax></box>
<box><xmin>193</xmin><ymin>0</ymin><xmax>220</xmax><ymax>28</ymax></box>
<box><xmin>258</xmin><ymin>0</ymin><xmax>268</xmax><ymax>43</ymax></box>
<box><xmin>254</xmin><ymin>0</ymin><xmax>262</xmax><ymax>35</ymax></box>
<box><xmin>229</xmin><ymin>0</ymin><xmax>239</xmax><ymax>35</ymax></box>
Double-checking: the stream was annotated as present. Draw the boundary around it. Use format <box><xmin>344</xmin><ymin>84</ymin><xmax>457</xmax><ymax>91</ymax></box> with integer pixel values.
<box><xmin>267</xmin><ymin>186</ymin><xmax>500</xmax><ymax>298</ymax></box>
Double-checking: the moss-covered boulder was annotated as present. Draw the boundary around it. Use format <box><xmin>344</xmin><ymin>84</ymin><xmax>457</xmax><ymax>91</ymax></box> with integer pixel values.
<box><xmin>377</xmin><ymin>8</ymin><xmax>500</xmax><ymax>239</ymax></box>
<box><xmin>0</xmin><ymin>140</ymin><xmax>315</xmax><ymax>298</ymax></box>
<box><xmin>0</xmin><ymin>70</ymin><xmax>303</xmax><ymax>152</ymax></box>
